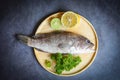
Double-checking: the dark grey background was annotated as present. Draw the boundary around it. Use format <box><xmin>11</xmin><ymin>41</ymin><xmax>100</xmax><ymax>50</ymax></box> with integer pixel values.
<box><xmin>0</xmin><ymin>0</ymin><xmax>120</xmax><ymax>80</ymax></box>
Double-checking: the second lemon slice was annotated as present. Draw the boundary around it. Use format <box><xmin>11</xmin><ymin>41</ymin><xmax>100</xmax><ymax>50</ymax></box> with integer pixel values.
<box><xmin>51</xmin><ymin>18</ymin><xmax>62</xmax><ymax>30</ymax></box>
<box><xmin>61</xmin><ymin>11</ymin><xmax>80</xmax><ymax>28</ymax></box>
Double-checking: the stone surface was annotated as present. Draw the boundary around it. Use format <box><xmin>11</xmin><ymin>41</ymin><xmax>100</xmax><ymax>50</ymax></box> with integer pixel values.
<box><xmin>0</xmin><ymin>0</ymin><xmax>120</xmax><ymax>80</ymax></box>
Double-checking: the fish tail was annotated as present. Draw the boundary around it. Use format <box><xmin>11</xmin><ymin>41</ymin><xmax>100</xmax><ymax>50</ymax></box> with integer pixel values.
<box><xmin>17</xmin><ymin>35</ymin><xmax>31</xmax><ymax>45</ymax></box>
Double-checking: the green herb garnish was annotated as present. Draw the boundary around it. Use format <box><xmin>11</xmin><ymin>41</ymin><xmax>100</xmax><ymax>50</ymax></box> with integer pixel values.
<box><xmin>45</xmin><ymin>60</ymin><xmax>51</xmax><ymax>67</ymax></box>
<box><xmin>51</xmin><ymin>53</ymin><xmax>81</xmax><ymax>74</ymax></box>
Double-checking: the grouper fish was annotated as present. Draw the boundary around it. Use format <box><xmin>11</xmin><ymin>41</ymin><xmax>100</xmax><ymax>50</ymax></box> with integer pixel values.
<box><xmin>17</xmin><ymin>31</ymin><xmax>94</xmax><ymax>54</ymax></box>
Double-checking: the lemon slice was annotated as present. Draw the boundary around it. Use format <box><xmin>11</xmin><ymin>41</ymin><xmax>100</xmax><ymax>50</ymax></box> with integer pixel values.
<box><xmin>50</xmin><ymin>18</ymin><xmax>62</xmax><ymax>29</ymax></box>
<box><xmin>61</xmin><ymin>11</ymin><xmax>80</xmax><ymax>28</ymax></box>
<box><xmin>76</xmin><ymin>14</ymin><xmax>81</xmax><ymax>23</ymax></box>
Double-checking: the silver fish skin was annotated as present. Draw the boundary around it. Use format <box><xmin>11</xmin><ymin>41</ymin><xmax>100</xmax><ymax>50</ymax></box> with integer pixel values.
<box><xmin>17</xmin><ymin>31</ymin><xmax>94</xmax><ymax>54</ymax></box>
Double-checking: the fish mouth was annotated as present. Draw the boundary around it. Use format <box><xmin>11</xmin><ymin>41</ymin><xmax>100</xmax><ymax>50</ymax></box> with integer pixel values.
<box><xmin>87</xmin><ymin>42</ymin><xmax>94</xmax><ymax>49</ymax></box>
<box><xmin>87</xmin><ymin>42</ymin><xmax>95</xmax><ymax>53</ymax></box>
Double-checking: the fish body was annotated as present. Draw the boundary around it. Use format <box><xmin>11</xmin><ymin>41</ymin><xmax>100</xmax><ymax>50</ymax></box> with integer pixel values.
<box><xmin>17</xmin><ymin>31</ymin><xmax>94</xmax><ymax>54</ymax></box>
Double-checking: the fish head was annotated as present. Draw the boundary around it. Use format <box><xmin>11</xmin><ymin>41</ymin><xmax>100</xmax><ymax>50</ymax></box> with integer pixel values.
<box><xmin>85</xmin><ymin>39</ymin><xmax>94</xmax><ymax>49</ymax></box>
<box><xmin>78</xmin><ymin>37</ymin><xmax>95</xmax><ymax>53</ymax></box>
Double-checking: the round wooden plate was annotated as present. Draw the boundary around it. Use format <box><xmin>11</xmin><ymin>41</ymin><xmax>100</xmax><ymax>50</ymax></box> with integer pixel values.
<box><xmin>34</xmin><ymin>12</ymin><xmax>98</xmax><ymax>76</ymax></box>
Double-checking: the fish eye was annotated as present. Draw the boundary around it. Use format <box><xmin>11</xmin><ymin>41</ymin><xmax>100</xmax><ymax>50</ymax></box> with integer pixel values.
<box><xmin>86</xmin><ymin>40</ymin><xmax>90</xmax><ymax>43</ymax></box>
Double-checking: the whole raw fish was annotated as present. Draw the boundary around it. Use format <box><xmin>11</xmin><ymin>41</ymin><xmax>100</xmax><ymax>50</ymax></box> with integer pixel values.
<box><xmin>17</xmin><ymin>31</ymin><xmax>94</xmax><ymax>54</ymax></box>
